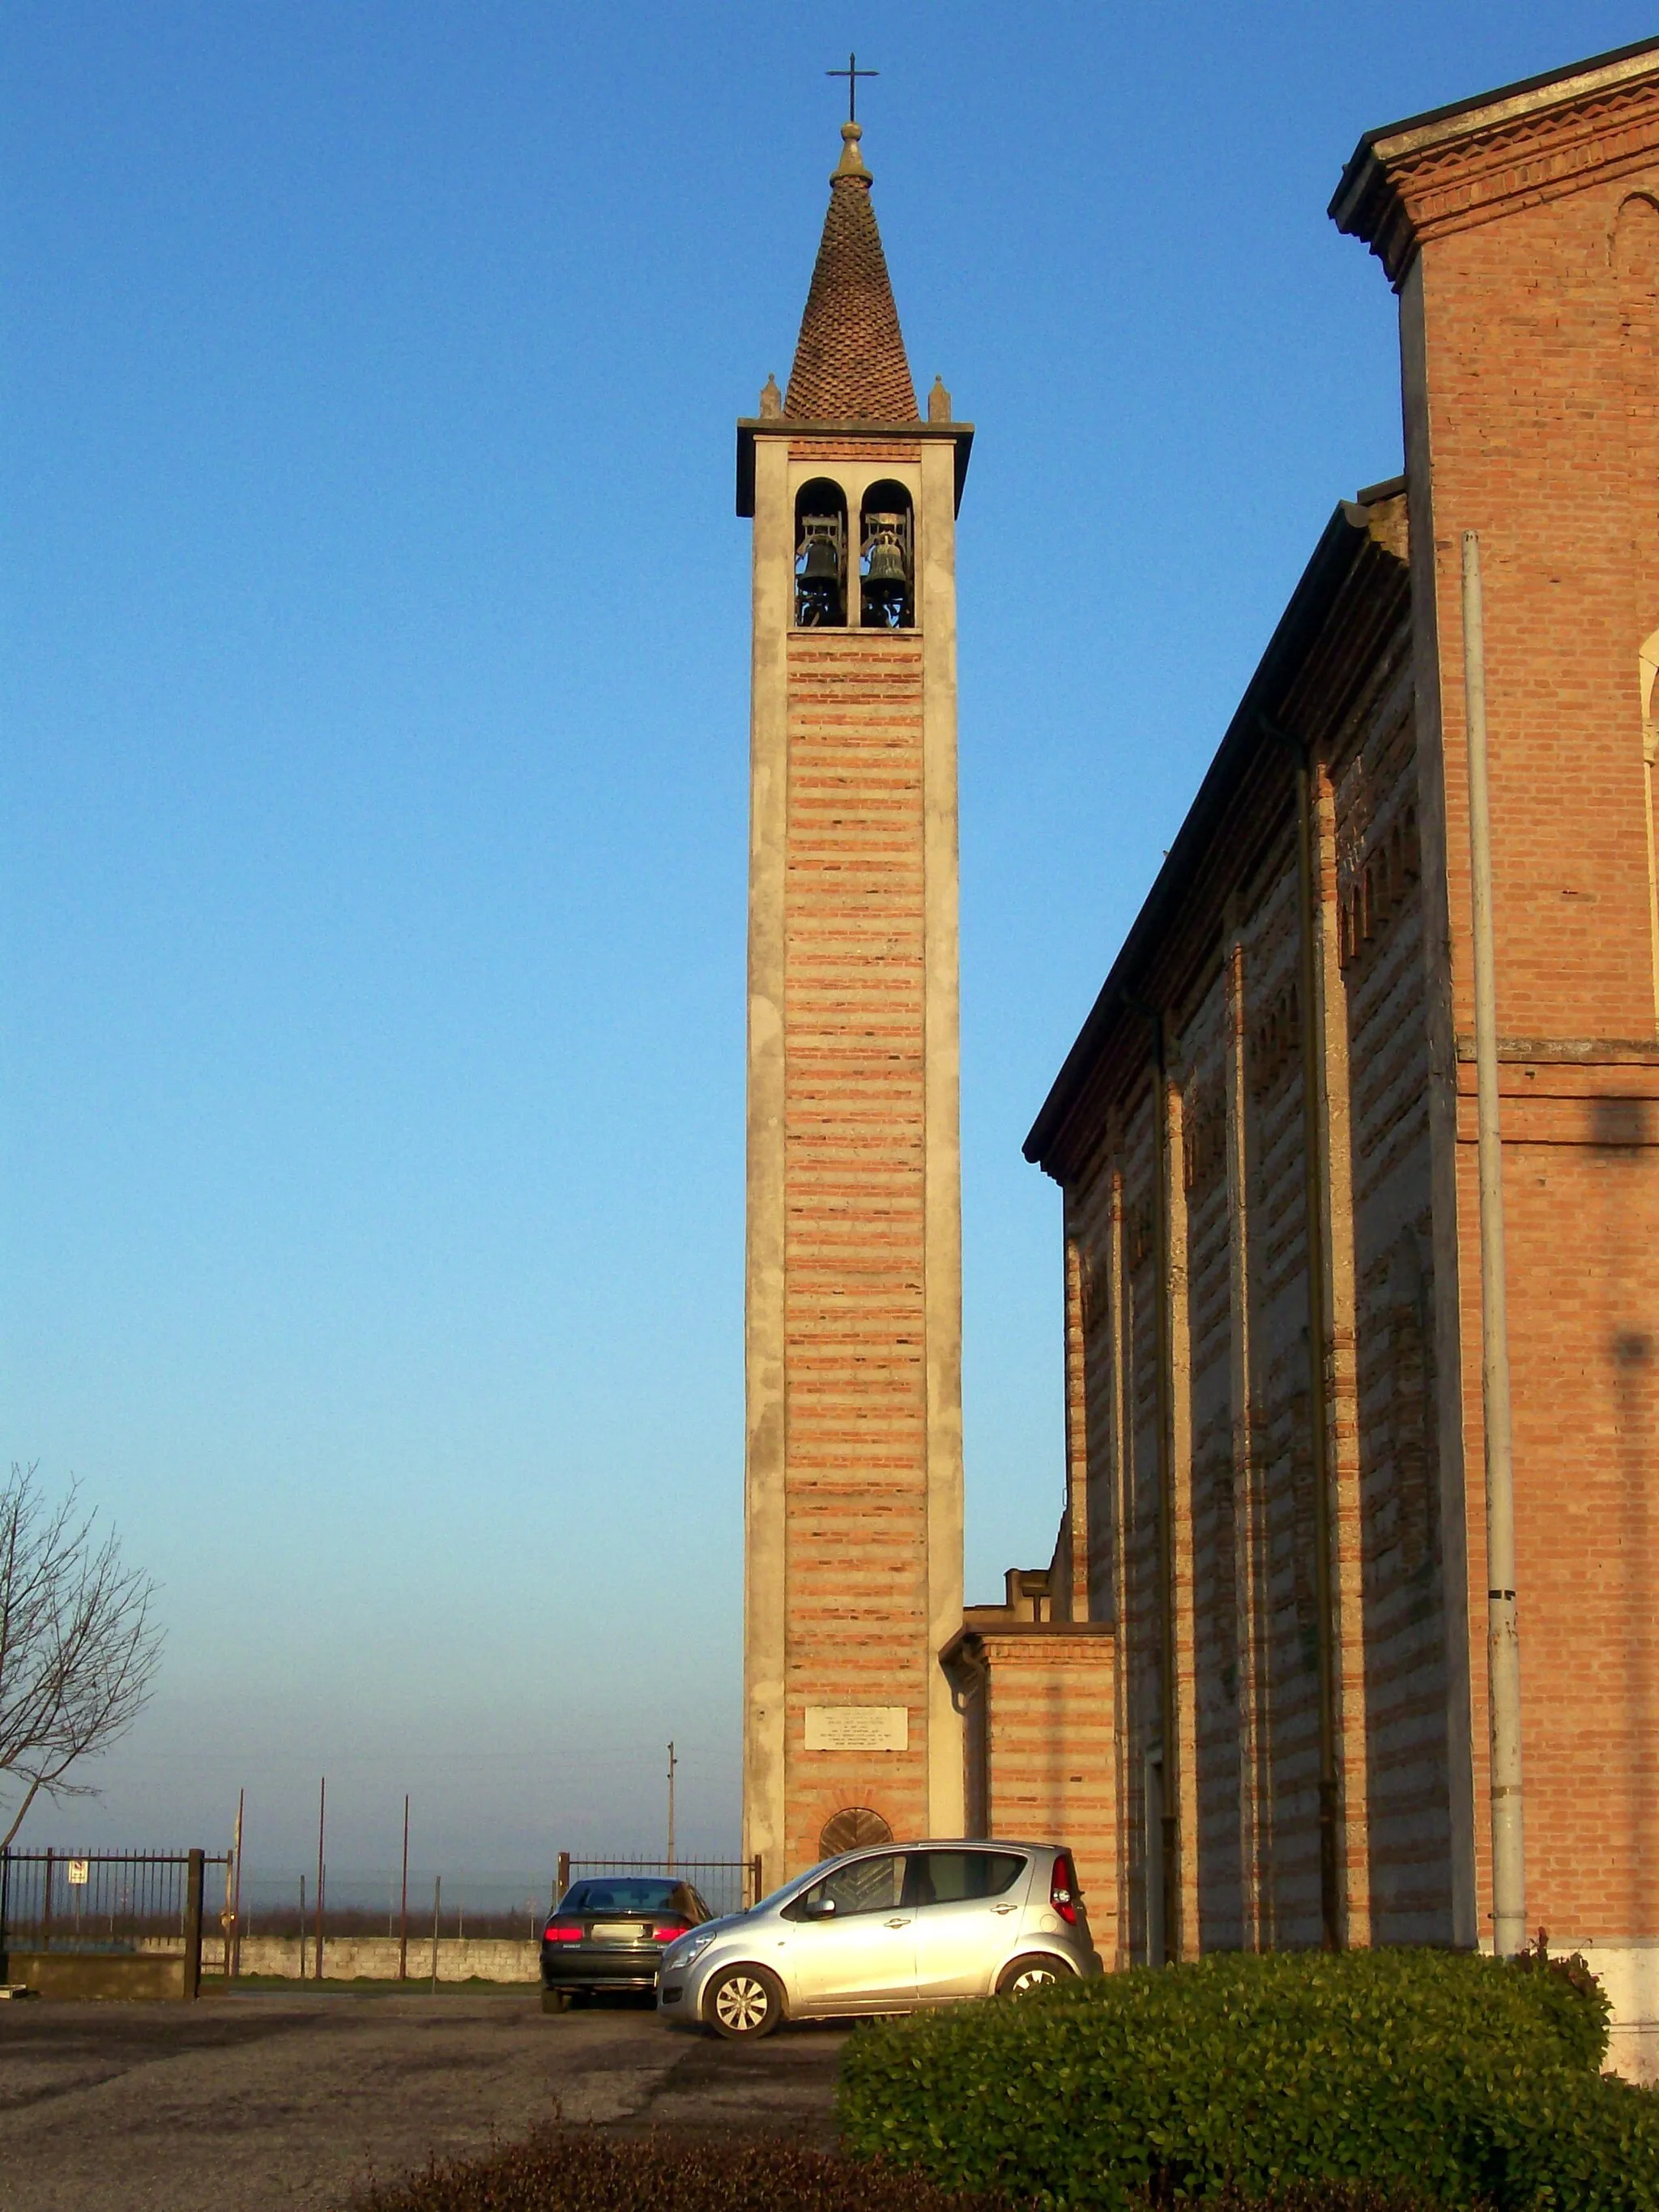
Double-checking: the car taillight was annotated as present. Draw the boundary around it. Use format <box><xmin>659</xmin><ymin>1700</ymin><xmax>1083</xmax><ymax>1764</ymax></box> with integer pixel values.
<box><xmin>650</xmin><ymin>1921</ymin><xmax>689</xmax><ymax>1944</ymax></box>
<box><xmin>544</xmin><ymin>1923</ymin><xmax>582</xmax><ymax>1942</ymax></box>
<box><xmin>1051</xmin><ymin>1855</ymin><xmax>1079</xmax><ymax>1925</ymax></box>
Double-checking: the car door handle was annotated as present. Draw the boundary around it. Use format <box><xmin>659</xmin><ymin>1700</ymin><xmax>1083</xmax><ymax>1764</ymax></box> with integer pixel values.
<box><xmin>886</xmin><ymin>1917</ymin><xmax>906</xmax><ymax>1928</ymax></box>
<box><xmin>995</xmin><ymin>1905</ymin><xmax>1016</xmax><ymax>1915</ymax></box>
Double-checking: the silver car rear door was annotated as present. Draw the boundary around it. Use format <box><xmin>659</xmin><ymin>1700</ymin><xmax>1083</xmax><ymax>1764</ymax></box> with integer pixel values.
<box><xmin>909</xmin><ymin>1848</ymin><xmax>1034</xmax><ymax>2000</ymax></box>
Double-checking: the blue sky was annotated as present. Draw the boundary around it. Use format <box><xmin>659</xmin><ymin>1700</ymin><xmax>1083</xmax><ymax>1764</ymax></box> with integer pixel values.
<box><xmin>3</xmin><ymin>1</ymin><xmax>1648</xmax><ymax>1877</ymax></box>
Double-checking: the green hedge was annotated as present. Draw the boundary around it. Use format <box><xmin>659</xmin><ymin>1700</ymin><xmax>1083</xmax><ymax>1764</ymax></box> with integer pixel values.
<box><xmin>838</xmin><ymin>1948</ymin><xmax>1651</xmax><ymax>2212</ymax></box>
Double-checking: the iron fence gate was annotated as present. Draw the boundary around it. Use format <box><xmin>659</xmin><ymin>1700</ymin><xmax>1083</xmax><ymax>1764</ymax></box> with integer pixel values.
<box><xmin>554</xmin><ymin>1853</ymin><xmax>763</xmax><ymax>1918</ymax></box>
<box><xmin>0</xmin><ymin>1848</ymin><xmax>227</xmax><ymax>1992</ymax></box>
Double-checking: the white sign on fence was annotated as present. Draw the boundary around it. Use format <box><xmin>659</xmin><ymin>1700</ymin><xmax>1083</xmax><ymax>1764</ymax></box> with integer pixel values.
<box><xmin>66</xmin><ymin>1859</ymin><xmax>89</xmax><ymax>1886</ymax></box>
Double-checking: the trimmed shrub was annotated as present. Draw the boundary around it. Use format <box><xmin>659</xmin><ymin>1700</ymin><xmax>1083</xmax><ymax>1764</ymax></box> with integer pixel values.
<box><xmin>1506</xmin><ymin>1931</ymin><xmax>1613</xmax><ymax>2074</ymax></box>
<box><xmin>350</xmin><ymin>2134</ymin><xmax>1464</xmax><ymax>2212</ymax></box>
<box><xmin>838</xmin><ymin>1947</ymin><xmax>1651</xmax><ymax>2212</ymax></box>
<box><xmin>352</xmin><ymin>2129</ymin><xmax>1020</xmax><ymax>2210</ymax></box>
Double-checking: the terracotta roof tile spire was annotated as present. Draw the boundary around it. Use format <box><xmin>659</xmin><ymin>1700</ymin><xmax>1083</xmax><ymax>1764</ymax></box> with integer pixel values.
<box><xmin>784</xmin><ymin>123</ymin><xmax>919</xmax><ymax>424</ymax></box>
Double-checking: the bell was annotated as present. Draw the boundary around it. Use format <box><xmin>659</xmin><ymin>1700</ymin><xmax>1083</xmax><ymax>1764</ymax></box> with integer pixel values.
<box><xmin>865</xmin><ymin>539</ymin><xmax>906</xmax><ymax>583</ymax></box>
<box><xmin>801</xmin><ymin>537</ymin><xmax>841</xmax><ymax>581</ymax></box>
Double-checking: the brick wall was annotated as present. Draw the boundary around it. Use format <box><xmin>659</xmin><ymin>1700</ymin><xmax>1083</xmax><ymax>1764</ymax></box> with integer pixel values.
<box><xmin>948</xmin><ymin>1626</ymin><xmax>1118</xmax><ymax>1964</ymax></box>
<box><xmin>1369</xmin><ymin>66</ymin><xmax>1659</xmax><ymax>1952</ymax></box>
<box><xmin>1025</xmin><ymin>499</ymin><xmax>1431</xmax><ymax>1961</ymax></box>
<box><xmin>1324</xmin><ymin>627</ymin><xmax>1452</xmax><ymax>1941</ymax></box>
<box><xmin>782</xmin><ymin>629</ymin><xmax>932</xmax><ymax>1868</ymax></box>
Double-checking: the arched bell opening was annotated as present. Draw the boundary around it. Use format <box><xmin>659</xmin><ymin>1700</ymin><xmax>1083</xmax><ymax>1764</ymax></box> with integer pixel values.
<box><xmin>795</xmin><ymin>479</ymin><xmax>848</xmax><ymax>628</ymax></box>
<box><xmin>859</xmin><ymin>480</ymin><xmax>914</xmax><ymax>629</ymax></box>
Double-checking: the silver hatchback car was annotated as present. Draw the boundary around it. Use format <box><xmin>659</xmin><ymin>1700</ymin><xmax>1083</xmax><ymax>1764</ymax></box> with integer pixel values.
<box><xmin>657</xmin><ymin>1839</ymin><xmax>1100</xmax><ymax>2038</ymax></box>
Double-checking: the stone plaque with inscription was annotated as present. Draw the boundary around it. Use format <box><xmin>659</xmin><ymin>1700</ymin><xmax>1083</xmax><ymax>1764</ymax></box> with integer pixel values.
<box><xmin>804</xmin><ymin>1705</ymin><xmax>909</xmax><ymax>1753</ymax></box>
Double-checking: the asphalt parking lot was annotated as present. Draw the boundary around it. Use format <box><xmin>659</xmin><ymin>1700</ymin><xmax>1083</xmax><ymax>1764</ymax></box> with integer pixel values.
<box><xmin>0</xmin><ymin>1988</ymin><xmax>847</xmax><ymax>2211</ymax></box>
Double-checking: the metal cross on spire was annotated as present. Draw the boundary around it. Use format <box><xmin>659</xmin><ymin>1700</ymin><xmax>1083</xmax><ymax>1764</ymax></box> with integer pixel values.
<box><xmin>826</xmin><ymin>52</ymin><xmax>878</xmax><ymax>123</ymax></box>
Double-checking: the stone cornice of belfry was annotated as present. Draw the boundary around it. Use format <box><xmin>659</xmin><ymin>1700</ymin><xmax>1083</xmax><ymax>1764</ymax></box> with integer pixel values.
<box><xmin>734</xmin><ymin>416</ymin><xmax>975</xmax><ymax>518</ymax></box>
<box><xmin>1330</xmin><ymin>32</ymin><xmax>1659</xmax><ymax>287</ymax></box>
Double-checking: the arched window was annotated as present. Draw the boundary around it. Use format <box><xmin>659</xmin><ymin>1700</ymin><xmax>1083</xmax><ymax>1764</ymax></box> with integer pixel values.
<box><xmin>859</xmin><ymin>480</ymin><xmax>914</xmax><ymax>629</ymax></box>
<box><xmin>795</xmin><ymin>479</ymin><xmax>847</xmax><ymax>628</ymax></box>
<box><xmin>818</xmin><ymin>1805</ymin><xmax>893</xmax><ymax>1859</ymax></box>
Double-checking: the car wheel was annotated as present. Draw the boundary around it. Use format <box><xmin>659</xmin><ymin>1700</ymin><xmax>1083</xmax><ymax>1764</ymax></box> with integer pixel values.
<box><xmin>997</xmin><ymin>1953</ymin><xmax>1072</xmax><ymax>1997</ymax></box>
<box><xmin>541</xmin><ymin>1988</ymin><xmax>574</xmax><ymax>2014</ymax></box>
<box><xmin>706</xmin><ymin>1964</ymin><xmax>785</xmax><ymax>2039</ymax></box>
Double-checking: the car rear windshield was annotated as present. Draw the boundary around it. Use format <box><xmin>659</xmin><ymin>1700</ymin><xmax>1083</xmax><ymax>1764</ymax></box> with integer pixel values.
<box><xmin>558</xmin><ymin>1879</ymin><xmax>699</xmax><ymax>1915</ymax></box>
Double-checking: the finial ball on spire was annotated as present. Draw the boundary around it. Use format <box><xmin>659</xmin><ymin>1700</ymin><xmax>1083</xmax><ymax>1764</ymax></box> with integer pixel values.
<box><xmin>834</xmin><ymin>120</ymin><xmax>869</xmax><ymax>181</ymax></box>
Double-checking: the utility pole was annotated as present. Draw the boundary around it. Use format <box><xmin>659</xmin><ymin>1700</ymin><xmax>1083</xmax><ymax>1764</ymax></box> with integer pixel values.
<box><xmin>399</xmin><ymin>1795</ymin><xmax>410</xmax><ymax>1982</ymax></box>
<box><xmin>314</xmin><ymin>1776</ymin><xmax>326</xmax><ymax>1984</ymax></box>
<box><xmin>1461</xmin><ymin>530</ymin><xmax>1525</xmax><ymax>1958</ymax></box>
<box><xmin>228</xmin><ymin>1788</ymin><xmax>244</xmax><ymax>1980</ymax></box>
<box><xmin>666</xmin><ymin>1741</ymin><xmax>677</xmax><ymax>1873</ymax></box>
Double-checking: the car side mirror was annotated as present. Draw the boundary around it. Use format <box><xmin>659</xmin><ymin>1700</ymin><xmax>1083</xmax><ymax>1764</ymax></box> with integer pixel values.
<box><xmin>803</xmin><ymin>1895</ymin><xmax>837</xmax><ymax>1920</ymax></box>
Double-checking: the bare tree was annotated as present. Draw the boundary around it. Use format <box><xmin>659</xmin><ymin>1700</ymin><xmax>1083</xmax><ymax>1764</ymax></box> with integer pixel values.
<box><xmin>0</xmin><ymin>1464</ymin><xmax>164</xmax><ymax>1848</ymax></box>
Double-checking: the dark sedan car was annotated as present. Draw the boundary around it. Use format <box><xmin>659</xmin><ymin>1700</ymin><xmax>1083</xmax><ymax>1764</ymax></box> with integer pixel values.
<box><xmin>540</xmin><ymin>1876</ymin><xmax>714</xmax><ymax>2011</ymax></box>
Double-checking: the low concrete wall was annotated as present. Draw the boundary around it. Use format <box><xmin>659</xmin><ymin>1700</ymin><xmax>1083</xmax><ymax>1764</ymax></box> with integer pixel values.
<box><xmin>1576</xmin><ymin>1942</ymin><xmax>1659</xmax><ymax>2086</ymax></box>
<box><xmin>4</xmin><ymin>1950</ymin><xmax>190</xmax><ymax>2001</ymax></box>
<box><xmin>211</xmin><ymin>1934</ymin><xmax>539</xmax><ymax>1983</ymax></box>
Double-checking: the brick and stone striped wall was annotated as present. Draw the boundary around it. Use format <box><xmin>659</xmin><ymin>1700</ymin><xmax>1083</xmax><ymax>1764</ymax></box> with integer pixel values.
<box><xmin>782</xmin><ymin>630</ymin><xmax>931</xmax><ymax>1869</ymax></box>
<box><xmin>1039</xmin><ymin>498</ymin><xmax>1426</xmax><ymax>1963</ymax></box>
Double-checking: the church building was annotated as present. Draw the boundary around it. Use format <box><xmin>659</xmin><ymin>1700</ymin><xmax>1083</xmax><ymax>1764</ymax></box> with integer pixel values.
<box><xmin>1011</xmin><ymin>38</ymin><xmax>1658</xmax><ymax>2078</ymax></box>
<box><xmin>737</xmin><ymin>37</ymin><xmax>1657</xmax><ymax>2081</ymax></box>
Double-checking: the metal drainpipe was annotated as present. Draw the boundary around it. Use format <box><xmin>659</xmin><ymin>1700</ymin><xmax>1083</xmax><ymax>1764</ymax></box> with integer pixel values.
<box><xmin>1294</xmin><ymin>754</ymin><xmax>1343</xmax><ymax>1954</ymax></box>
<box><xmin>1461</xmin><ymin>531</ymin><xmax>1525</xmax><ymax>1957</ymax></box>
<box><xmin>1149</xmin><ymin>1014</ymin><xmax>1181</xmax><ymax>1963</ymax></box>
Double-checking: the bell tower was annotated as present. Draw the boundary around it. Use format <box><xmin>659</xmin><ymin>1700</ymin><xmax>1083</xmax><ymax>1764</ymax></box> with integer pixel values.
<box><xmin>737</xmin><ymin>118</ymin><xmax>973</xmax><ymax>1880</ymax></box>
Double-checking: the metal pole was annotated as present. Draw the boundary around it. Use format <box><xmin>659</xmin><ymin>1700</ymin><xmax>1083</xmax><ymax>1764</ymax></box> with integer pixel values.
<box><xmin>1461</xmin><ymin>530</ymin><xmax>1525</xmax><ymax>1958</ymax></box>
<box><xmin>222</xmin><ymin>1816</ymin><xmax>237</xmax><ymax>1980</ymax></box>
<box><xmin>666</xmin><ymin>1742</ymin><xmax>676</xmax><ymax>1873</ymax></box>
<box><xmin>230</xmin><ymin>1790</ymin><xmax>245</xmax><ymax>1980</ymax></box>
<box><xmin>399</xmin><ymin>1795</ymin><xmax>410</xmax><ymax>1982</ymax></box>
<box><xmin>299</xmin><ymin>1875</ymin><xmax>306</xmax><ymax>1980</ymax></box>
<box><xmin>314</xmin><ymin>1777</ymin><xmax>326</xmax><ymax>1984</ymax></box>
<box><xmin>429</xmin><ymin>1875</ymin><xmax>441</xmax><ymax>1996</ymax></box>
<box><xmin>557</xmin><ymin>1850</ymin><xmax>569</xmax><ymax>1901</ymax></box>
<box><xmin>183</xmin><ymin>1849</ymin><xmax>205</xmax><ymax>2001</ymax></box>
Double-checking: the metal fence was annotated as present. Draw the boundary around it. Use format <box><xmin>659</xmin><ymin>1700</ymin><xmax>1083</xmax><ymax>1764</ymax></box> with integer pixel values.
<box><xmin>555</xmin><ymin>1853</ymin><xmax>762</xmax><ymax>1918</ymax></box>
<box><xmin>0</xmin><ymin>1848</ymin><xmax>224</xmax><ymax>1966</ymax></box>
<box><xmin>0</xmin><ymin>1848</ymin><xmax>763</xmax><ymax>1993</ymax></box>
<box><xmin>236</xmin><ymin>1869</ymin><xmax>558</xmax><ymax>1943</ymax></box>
